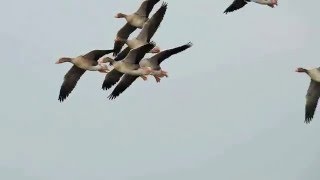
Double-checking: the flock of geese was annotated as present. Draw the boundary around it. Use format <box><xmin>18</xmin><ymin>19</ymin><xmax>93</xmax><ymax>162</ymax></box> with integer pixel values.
<box><xmin>56</xmin><ymin>0</ymin><xmax>320</xmax><ymax>124</ymax></box>
<box><xmin>56</xmin><ymin>0</ymin><xmax>192</xmax><ymax>102</ymax></box>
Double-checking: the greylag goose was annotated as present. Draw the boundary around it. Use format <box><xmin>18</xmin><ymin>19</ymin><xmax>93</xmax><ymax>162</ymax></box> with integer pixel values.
<box><xmin>140</xmin><ymin>42</ymin><xmax>193</xmax><ymax>82</ymax></box>
<box><xmin>99</xmin><ymin>42</ymin><xmax>156</xmax><ymax>95</ymax></box>
<box><xmin>106</xmin><ymin>42</ymin><xmax>193</xmax><ymax>100</ymax></box>
<box><xmin>224</xmin><ymin>0</ymin><xmax>278</xmax><ymax>14</ymax></box>
<box><xmin>98</xmin><ymin>3</ymin><xmax>167</xmax><ymax>92</ymax></box>
<box><xmin>296</xmin><ymin>67</ymin><xmax>320</xmax><ymax>123</ymax></box>
<box><xmin>114</xmin><ymin>2</ymin><xmax>168</xmax><ymax>59</ymax></box>
<box><xmin>113</xmin><ymin>0</ymin><xmax>160</xmax><ymax>56</ymax></box>
<box><xmin>56</xmin><ymin>49</ymin><xmax>113</xmax><ymax>102</ymax></box>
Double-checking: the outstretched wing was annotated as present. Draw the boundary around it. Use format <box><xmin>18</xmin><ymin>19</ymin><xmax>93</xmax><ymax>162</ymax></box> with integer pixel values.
<box><xmin>113</xmin><ymin>23</ymin><xmax>137</xmax><ymax>56</ymax></box>
<box><xmin>58</xmin><ymin>65</ymin><xmax>86</xmax><ymax>102</ymax></box>
<box><xmin>135</xmin><ymin>0</ymin><xmax>160</xmax><ymax>17</ymax></box>
<box><xmin>108</xmin><ymin>74</ymin><xmax>139</xmax><ymax>100</ymax></box>
<box><xmin>149</xmin><ymin>42</ymin><xmax>193</xmax><ymax>66</ymax></box>
<box><xmin>123</xmin><ymin>42</ymin><xmax>155</xmax><ymax>64</ymax></box>
<box><xmin>136</xmin><ymin>2</ymin><xmax>167</xmax><ymax>42</ymax></box>
<box><xmin>83</xmin><ymin>49</ymin><xmax>114</xmax><ymax>61</ymax></box>
<box><xmin>305</xmin><ymin>80</ymin><xmax>320</xmax><ymax>123</ymax></box>
<box><xmin>102</xmin><ymin>69</ymin><xmax>124</xmax><ymax>90</ymax></box>
<box><xmin>224</xmin><ymin>0</ymin><xmax>248</xmax><ymax>14</ymax></box>
<box><xmin>115</xmin><ymin>47</ymin><xmax>131</xmax><ymax>61</ymax></box>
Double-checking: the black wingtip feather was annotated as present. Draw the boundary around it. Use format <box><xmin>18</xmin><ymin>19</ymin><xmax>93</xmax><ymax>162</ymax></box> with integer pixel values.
<box><xmin>305</xmin><ymin>114</ymin><xmax>314</xmax><ymax>124</ymax></box>
<box><xmin>149</xmin><ymin>41</ymin><xmax>156</xmax><ymax>47</ymax></box>
<box><xmin>107</xmin><ymin>94</ymin><xmax>118</xmax><ymax>100</ymax></box>
<box><xmin>162</xmin><ymin>2</ymin><xmax>168</xmax><ymax>7</ymax></box>
<box><xmin>58</xmin><ymin>88</ymin><xmax>68</xmax><ymax>102</ymax></box>
<box><xmin>305</xmin><ymin>118</ymin><xmax>312</xmax><ymax>124</ymax></box>
<box><xmin>186</xmin><ymin>42</ymin><xmax>193</xmax><ymax>47</ymax></box>
<box><xmin>305</xmin><ymin>101</ymin><xmax>317</xmax><ymax>124</ymax></box>
<box><xmin>102</xmin><ymin>81</ymin><xmax>112</xmax><ymax>90</ymax></box>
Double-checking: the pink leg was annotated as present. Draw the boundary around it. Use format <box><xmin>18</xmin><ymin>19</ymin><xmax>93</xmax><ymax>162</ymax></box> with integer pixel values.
<box><xmin>154</xmin><ymin>76</ymin><xmax>161</xmax><ymax>83</ymax></box>
<box><xmin>161</xmin><ymin>70</ymin><xmax>168</xmax><ymax>77</ymax></box>
<box><xmin>140</xmin><ymin>75</ymin><xmax>147</xmax><ymax>81</ymax></box>
<box><xmin>150</xmin><ymin>46</ymin><xmax>161</xmax><ymax>53</ymax></box>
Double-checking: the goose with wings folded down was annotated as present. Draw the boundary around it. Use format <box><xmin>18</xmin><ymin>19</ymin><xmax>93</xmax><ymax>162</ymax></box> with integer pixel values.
<box><xmin>295</xmin><ymin>67</ymin><xmax>320</xmax><ymax>124</ymax></box>
<box><xmin>55</xmin><ymin>49</ymin><xmax>113</xmax><ymax>102</ymax></box>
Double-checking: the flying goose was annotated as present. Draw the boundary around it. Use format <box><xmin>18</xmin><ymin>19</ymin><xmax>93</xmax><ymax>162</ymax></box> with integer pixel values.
<box><xmin>99</xmin><ymin>42</ymin><xmax>156</xmax><ymax>95</ymax></box>
<box><xmin>56</xmin><ymin>49</ymin><xmax>113</xmax><ymax>102</ymax></box>
<box><xmin>98</xmin><ymin>3</ymin><xmax>167</xmax><ymax>92</ymax></box>
<box><xmin>114</xmin><ymin>2</ymin><xmax>168</xmax><ymax>58</ymax></box>
<box><xmin>140</xmin><ymin>42</ymin><xmax>193</xmax><ymax>82</ymax></box>
<box><xmin>113</xmin><ymin>0</ymin><xmax>160</xmax><ymax>56</ymax></box>
<box><xmin>106</xmin><ymin>42</ymin><xmax>193</xmax><ymax>100</ymax></box>
<box><xmin>296</xmin><ymin>67</ymin><xmax>320</xmax><ymax>124</ymax></box>
<box><xmin>223</xmin><ymin>0</ymin><xmax>278</xmax><ymax>14</ymax></box>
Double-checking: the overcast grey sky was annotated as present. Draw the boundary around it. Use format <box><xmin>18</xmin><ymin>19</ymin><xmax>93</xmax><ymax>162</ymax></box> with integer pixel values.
<box><xmin>0</xmin><ymin>0</ymin><xmax>320</xmax><ymax>179</ymax></box>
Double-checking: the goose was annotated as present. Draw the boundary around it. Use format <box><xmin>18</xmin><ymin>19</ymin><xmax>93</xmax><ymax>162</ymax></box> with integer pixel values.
<box><xmin>99</xmin><ymin>42</ymin><xmax>156</xmax><ymax>96</ymax></box>
<box><xmin>56</xmin><ymin>49</ymin><xmax>113</xmax><ymax>102</ymax></box>
<box><xmin>106</xmin><ymin>42</ymin><xmax>193</xmax><ymax>100</ymax></box>
<box><xmin>114</xmin><ymin>2</ymin><xmax>168</xmax><ymax>59</ymax></box>
<box><xmin>223</xmin><ymin>0</ymin><xmax>278</xmax><ymax>14</ymax></box>
<box><xmin>98</xmin><ymin>3</ymin><xmax>167</xmax><ymax>92</ymax></box>
<box><xmin>296</xmin><ymin>67</ymin><xmax>320</xmax><ymax>124</ymax></box>
<box><xmin>113</xmin><ymin>0</ymin><xmax>160</xmax><ymax>56</ymax></box>
<box><xmin>140</xmin><ymin>42</ymin><xmax>193</xmax><ymax>82</ymax></box>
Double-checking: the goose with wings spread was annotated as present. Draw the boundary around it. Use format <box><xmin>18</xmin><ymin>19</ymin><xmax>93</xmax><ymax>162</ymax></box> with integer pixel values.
<box><xmin>98</xmin><ymin>42</ymin><xmax>157</xmax><ymax>100</ymax></box>
<box><xmin>223</xmin><ymin>0</ymin><xmax>278</xmax><ymax>14</ymax></box>
<box><xmin>295</xmin><ymin>67</ymin><xmax>320</xmax><ymax>124</ymax></box>
<box><xmin>113</xmin><ymin>0</ymin><xmax>160</xmax><ymax>56</ymax></box>
<box><xmin>105</xmin><ymin>42</ymin><xmax>193</xmax><ymax>100</ymax></box>
<box><xmin>55</xmin><ymin>49</ymin><xmax>113</xmax><ymax>102</ymax></box>
<box><xmin>99</xmin><ymin>2</ymin><xmax>167</xmax><ymax>93</ymax></box>
<box><xmin>114</xmin><ymin>2</ymin><xmax>168</xmax><ymax>60</ymax></box>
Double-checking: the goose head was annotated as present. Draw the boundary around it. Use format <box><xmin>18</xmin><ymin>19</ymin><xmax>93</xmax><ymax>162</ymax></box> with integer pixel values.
<box><xmin>256</xmin><ymin>0</ymin><xmax>278</xmax><ymax>7</ymax></box>
<box><xmin>55</xmin><ymin>57</ymin><xmax>72</xmax><ymax>64</ymax></box>
<box><xmin>114</xmin><ymin>13</ymin><xmax>127</xmax><ymax>18</ymax></box>
<box><xmin>295</xmin><ymin>67</ymin><xmax>308</xmax><ymax>73</ymax></box>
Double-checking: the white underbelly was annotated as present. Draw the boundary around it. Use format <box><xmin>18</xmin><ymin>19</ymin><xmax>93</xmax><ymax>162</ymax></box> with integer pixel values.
<box><xmin>73</xmin><ymin>57</ymin><xmax>92</xmax><ymax>70</ymax></box>
<box><xmin>309</xmin><ymin>69</ymin><xmax>320</xmax><ymax>82</ymax></box>
<box><xmin>127</xmin><ymin>39</ymin><xmax>145</xmax><ymax>49</ymax></box>
<box><xmin>128</xmin><ymin>16</ymin><xmax>147</xmax><ymax>28</ymax></box>
<box><xmin>115</xmin><ymin>63</ymin><xmax>137</xmax><ymax>74</ymax></box>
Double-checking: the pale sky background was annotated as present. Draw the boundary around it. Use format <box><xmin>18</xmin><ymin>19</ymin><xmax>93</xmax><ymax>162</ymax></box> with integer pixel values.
<box><xmin>0</xmin><ymin>0</ymin><xmax>320</xmax><ymax>179</ymax></box>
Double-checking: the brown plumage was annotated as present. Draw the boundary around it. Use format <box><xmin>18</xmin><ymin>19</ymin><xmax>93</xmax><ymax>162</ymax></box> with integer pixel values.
<box><xmin>57</xmin><ymin>49</ymin><xmax>113</xmax><ymax>102</ymax></box>
<box><xmin>113</xmin><ymin>0</ymin><xmax>160</xmax><ymax>56</ymax></box>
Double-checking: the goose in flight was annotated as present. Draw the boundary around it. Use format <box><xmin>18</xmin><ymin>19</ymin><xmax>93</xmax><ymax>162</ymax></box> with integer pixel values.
<box><xmin>99</xmin><ymin>42</ymin><xmax>156</xmax><ymax>98</ymax></box>
<box><xmin>140</xmin><ymin>42</ymin><xmax>193</xmax><ymax>82</ymax></box>
<box><xmin>113</xmin><ymin>0</ymin><xmax>160</xmax><ymax>56</ymax></box>
<box><xmin>114</xmin><ymin>2</ymin><xmax>168</xmax><ymax>60</ymax></box>
<box><xmin>98</xmin><ymin>3</ymin><xmax>167</xmax><ymax>93</ymax></box>
<box><xmin>224</xmin><ymin>0</ymin><xmax>278</xmax><ymax>14</ymax></box>
<box><xmin>56</xmin><ymin>49</ymin><xmax>113</xmax><ymax>102</ymax></box>
<box><xmin>106</xmin><ymin>42</ymin><xmax>193</xmax><ymax>100</ymax></box>
<box><xmin>296</xmin><ymin>67</ymin><xmax>320</xmax><ymax>124</ymax></box>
